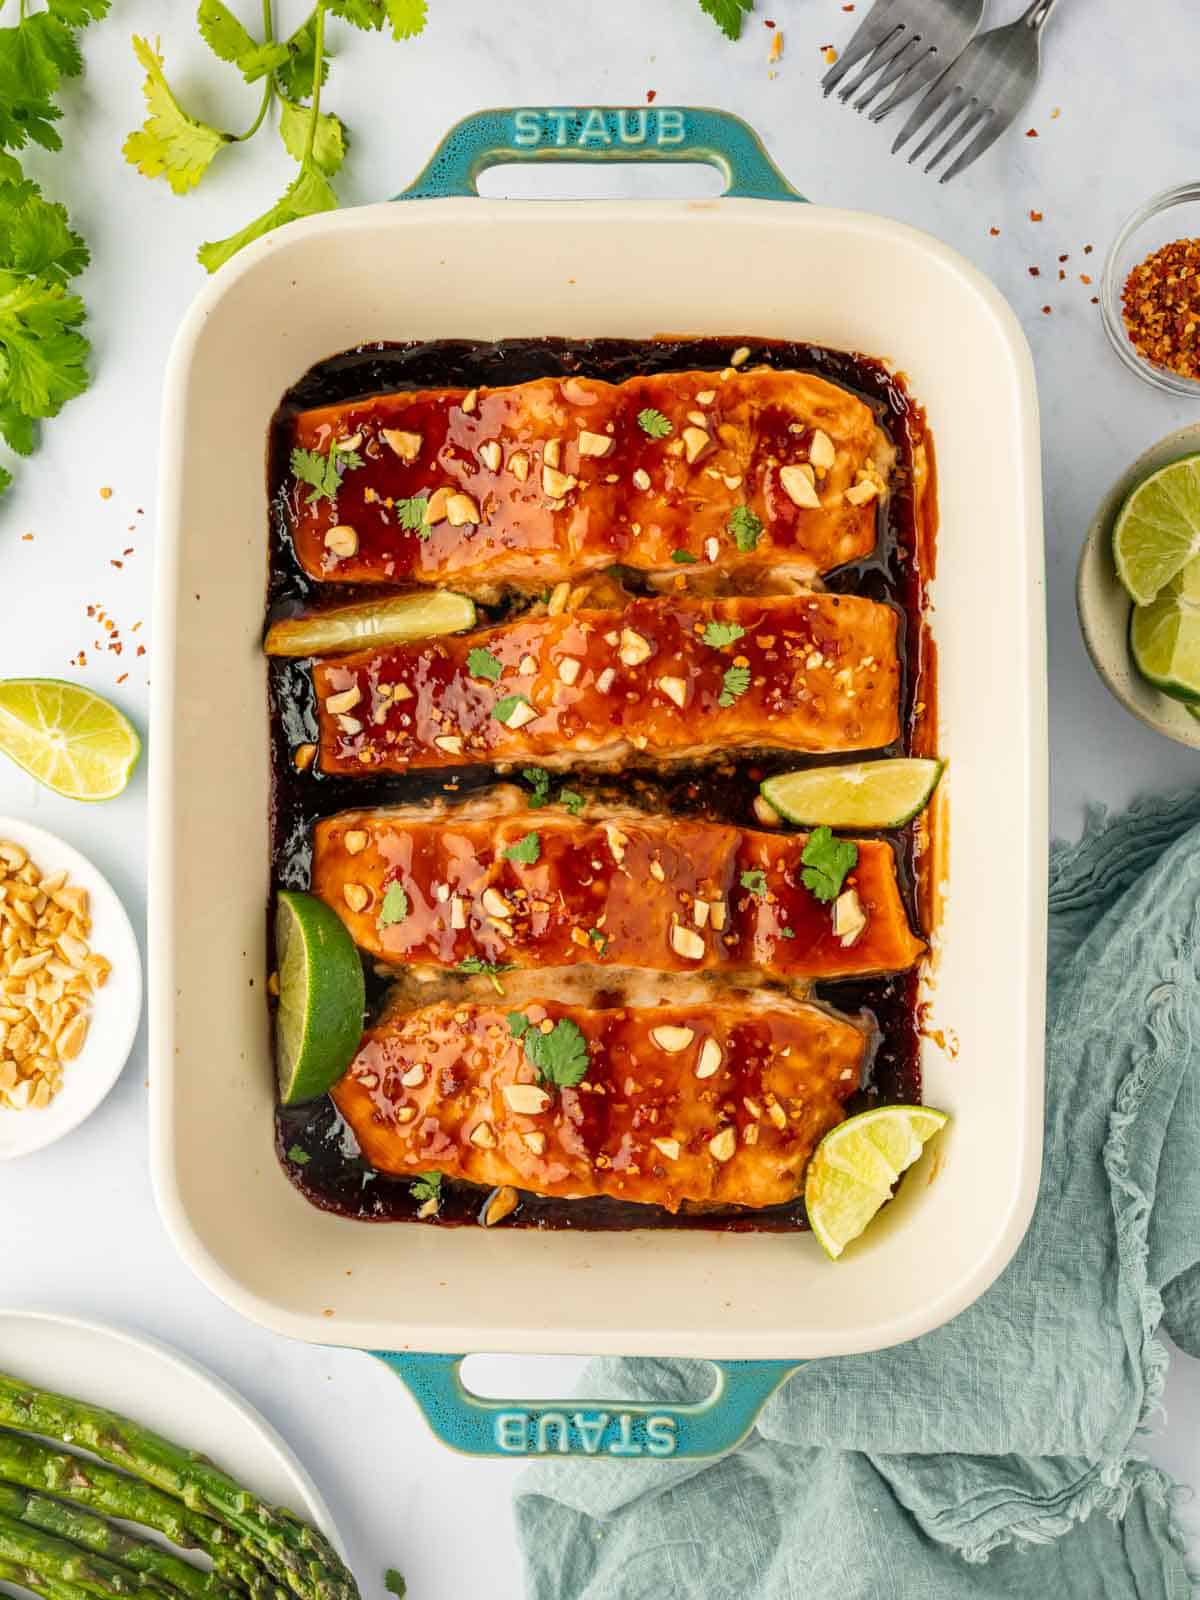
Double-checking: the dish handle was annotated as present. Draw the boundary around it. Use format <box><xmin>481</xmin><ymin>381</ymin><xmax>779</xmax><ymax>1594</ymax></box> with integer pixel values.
<box><xmin>370</xmin><ymin>1352</ymin><xmax>799</xmax><ymax>1459</ymax></box>
<box><xmin>393</xmin><ymin>106</ymin><xmax>805</xmax><ymax>204</ymax></box>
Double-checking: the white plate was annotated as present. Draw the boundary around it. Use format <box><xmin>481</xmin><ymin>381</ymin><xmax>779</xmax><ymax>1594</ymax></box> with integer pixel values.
<box><xmin>0</xmin><ymin>1311</ymin><xmax>337</xmax><ymax>1538</ymax></box>
<box><xmin>0</xmin><ymin>818</ymin><xmax>142</xmax><ymax>1161</ymax></box>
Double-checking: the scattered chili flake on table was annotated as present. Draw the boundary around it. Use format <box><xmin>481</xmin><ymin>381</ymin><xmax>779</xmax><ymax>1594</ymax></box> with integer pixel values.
<box><xmin>1030</xmin><ymin>209</ymin><xmax>1043</xmax><ymax>222</ymax></box>
<box><xmin>1121</xmin><ymin>237</ymin><xmax>1200</xmax><ymax>381</ymax></box>
<box><xmin>1028</xmin><ymin>266</ymin><xmax>1040</xmax><ymax>277</ymax></box>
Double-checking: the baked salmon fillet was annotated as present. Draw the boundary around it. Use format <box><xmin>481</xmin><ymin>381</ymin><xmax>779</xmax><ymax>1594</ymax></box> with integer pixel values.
<box><xmin>313</xmin><ymin>592</ymin><xmax>901</xmax><ymax>774</ymax></box>
<box><xmin>286</xmin><ymin>369</ymin><xmax>890</xmax><ymax>590</ymax></box>
<box><xmin>312</xmin><ymin>789</ymin><xmax>923</xmax><ymax>980</ymax></box>
<box><xmin>332</xmin><ymin>974</ymin><xmax>867</xmax><ymax>1212</ymax></box>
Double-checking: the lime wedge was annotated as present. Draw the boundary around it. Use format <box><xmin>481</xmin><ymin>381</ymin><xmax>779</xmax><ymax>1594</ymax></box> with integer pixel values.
<box><xmin>1113</xmin><ymin>454</ymin><xmax>1200</xmax><ymax>606</ymax></box>
<box><xmin>1129</xmin><ymin>553</ymin><xmax>1200</xmax><ymax>701</ymax></box>
<box><xmin>805</xmin><ymin>1104</ymin><xmax>948</xmax><ymax>1260</ymax></box>
<box><xmin>0</xmin><ymin>679</ymin><xmax>140</xmax><ymax>801</ymax></box>
<box><xmin>275</xmin><ymin>891</ymin><xmax>365</xmax><ymax>1104</ymax></box>
<box><xmin>761</xmin><ymin>758</ymin><xmax>943</xmax><ymax>829</ymax></box>
<box><xmin>264</xmin><ymin>590</ymin><xmax>476</xmax><ymax>657</ymax></box>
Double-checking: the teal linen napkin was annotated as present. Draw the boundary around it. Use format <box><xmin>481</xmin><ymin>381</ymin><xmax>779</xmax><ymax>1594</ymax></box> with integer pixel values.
<box><xmin>514</xmin><ymin>791</ymin><xmax>1200</xmax><ymax>1599</ymax></box>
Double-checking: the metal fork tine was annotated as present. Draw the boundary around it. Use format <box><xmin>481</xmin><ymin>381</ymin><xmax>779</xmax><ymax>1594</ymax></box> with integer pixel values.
<box><xmin>854</xmin><ymin>37</ymin><xmax>922</xmax><ymax>111</ymax></box>
<box><xmin>869</xmin><ymin>48</ymin><xmax>944</xmax><ymax>122</ymax></box>
<box><xmin>907</xmin><ymin>85</ymin><xmax>966</xmax><ymax>164</ymax></box>
<box><xmin>892</xmin><ymin>70</ymin><xmax>958</xmax><ymax>154</ymax></box>
<box><xmin>938</xmin><ymin>108</ymin><xmax>1002</xmax><ymax>182</ymax></box>
<box><xmin>837</xmin><ymin>29</ymin><xmax>912</xmax><ymax>104</ymax></box>
<box><xmin>924</xmin><ymin>101</ymin><xmax>984</xmax><ymax>174</ymax></box>
<box><xmin>821</xmin><ymin>1</ymin><xmax>903</xmax><ymax>95</ymax></box>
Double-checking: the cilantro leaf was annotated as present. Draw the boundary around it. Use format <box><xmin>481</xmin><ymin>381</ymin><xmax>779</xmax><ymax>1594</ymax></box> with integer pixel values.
<box><xmin>123</xmin><ymin>36</ymin><xmax>231</xmax><ymax>197</ymax></box>
<box><xmin>275</xmin><ymin>13</ymin><xmax>329</xmax><ymax>100</ymax></box>
<box><xmin>728</xmin><ymin>505</ymin><xmax>763</xmax><ymax>552</ymax></box>
<box><xmin>384</xmin><ymin>1571</ymin><xmax>407</xmax><ymax>1599</ymax></box>
<box><xmin>670</xmin><ymin>548</ymin><xmax>698</xmax><ymax>564</ymax></box>
<box><xmin>327</xmin><ymin>0</ymin><xmax>388</xmax><ymax>29</ymax></box>
<box><xmin>0</xmin><ymin>272</ymin><xmax>88</xmax><ymax>449</ymax></box>
<box><xmin>718</xmin><ymin>664</ymin><xmax>751</xmax><ymax>708</ymax></box>
<box><xmin>393</xmin><ymin>495</ymin><xmax>429</xmax><ymax>533</ymax></box>
<box><xmin>504</xmin><ymin>831</ymin><xmax>541</xmax><ymax>865</ymax></box>
<box><xmin>588</xmin><ymin>927</ymin><xmax>609</xmax><ymax>956</ymax></box>
<box><xmin>522</xmin><ymin>767</ymin><xmax>552</xmax><ymax>808</ymax></box>
<box><xmin>637</xmin><ymin>407</ymin><xmax>672</xmax><ymax>439</ymax></box>
<box><xmin>467</xmin><ymin>647</ymin><xmax>503</xmax><ymax>683</ymax></box>
<box><xmin>198</xmin><ymin>164</ymin><xmax>338</xmax><ymax>274</ymax></box>
<box><xmin>457</xmin><ymin>957</ymin><xmax>514</xmax><ymax>995</ymax></box>
<box><xmin>278</xmin><ymin>94</ymin><xmax>347</xmax><ymax>178</ymax></box>
<box><xmin>513</xmin><ymin>1015</ymin><xmax>591</xmax><ymax>1089</ymax></box>
<box><xmin>409</xmin><ymin>1173</ymin><xmax>440</xmax><ymax>1205</ymax></box>
<box><xmin>46</xmin><ymin>2</ymin><xmax>110</xmax><ymax>24</ymax></box>
<box><xmin>385</xmin><ymin>0</ymin><xmax>428</xmax><ymax>38</ymax></box>
<box><xmin>739</xmin><ymin>868</ymin><xmax>767</xmax><ymax>897</ymax></box>
<box><xmin>198</xmin><ymin>0</ymin><xmax>290</xmax><ymax>82</ymax></box>
<box><xmin>493</xmin><ymin>693</ymin><xmax>533</xmax><ymax>726</ymax></box>
<box><xmin>800</xmin><ymin>827</ymin><xmax>859</xmax><ymax>903</ymax></box>
<box><xmin>702</xmin><ymin>621</ymin><xmax>746</xmax><ymax>648</ymax></box>
<box><xmin>377</xmin><ymin>881</ymin><xmax>409</xmax><ymax>926</ymax></box>
<box><xmin>559</xmin><ymin>789</ymin><xmax>585</xmax><ymax>815</ymax></box>
<box><xmin>286</xmin><ymin>1144</ymin><xmax>311</xmax><ymax>1165</ymax></box>
<box><xmin>697</xmin><ymin>0</ymin><xmax>754</xmax><ymax>41</ymax></box>
<box><xmin>290</xmin><ymin>442</ymin><xmax>360</xmax><ymax>506</ymax></box>
<box><xmin>0</xmin><ymin>183</ymin><xmax>88</xmax><ymax>285</ymax></box>
<box><xmin>779</xmin><ymin>926</ymin><xmax>796</xmax><ymax>939</ymax></box>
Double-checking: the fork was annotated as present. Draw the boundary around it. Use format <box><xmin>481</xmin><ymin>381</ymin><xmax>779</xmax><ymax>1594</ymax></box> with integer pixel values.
<box><xmin>821</xmin><ymin>0</ymin><xmax>987</xmax><ymax>122</ymax></box>
<box><xmin>893</xmin><ymin>0</ymin><xmax>1066</xmax><ymax>182</ymax></box>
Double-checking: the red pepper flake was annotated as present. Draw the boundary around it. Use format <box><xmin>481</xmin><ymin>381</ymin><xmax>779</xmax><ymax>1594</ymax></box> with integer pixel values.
<box><xmin>646</xmin><ymin>89</ymin><xmax>656</xmax><ymax>103</ymax></box>
<box><xmin>136</xmin><ymin>645</ymin><xmax>146</xmax><ymax>657</ymax></box>
<box><xmin>110</xmin><ymin>560</ymin><xmax>123</xmax><ymax>569</ymax></box>
<box><xmin>1042</xmin><ymin>305</ymin><xmax>1052</xmax><ymax>315</ymax></box>
<box><xmin>1058</xmin><ymin>270</ymin><xmax>1066</xmax><ymax>282</ymax></box>
<box><xmin>1028</xmin><ymin>266</ymin><xmax>1040</xmax><ymax>277</ymax></box>
<box><xmin>764</xmin><ymin>16</ymin><xmax>775</xmax><ymax>25</ymax></box>
<box><xmin>843</xmin><ymin>3</ymin><xmax>855</xmax><ymax>9</ymax></box>
<box><xmin>116</xmin><ymin>673</ymin><xmax>128</xmax><ymax>686</ymax></box>
<box><xmin>20</xmin><ymin>532</ymin><xmax>32</xmax><ymax>541</ymax></box>
<box><xmin>989</xmin><ymin>226</ymin><xmax>1000</xmax><ymax>237</ymax></box>
<box><xmin>123</xmin><ymin>547</ymin><xmax>134</xmax><ymax>557</ymax></box>
<box><xmin>1030</xmin><ymin>209</ymin><xmax>1043</xmax><ymax>222</ymax></box>
<box><xmin>821</xmin><ymin>45</ymin><xmax>838</xmax><ymax>64</ymax></box>
<box><xmin>1122</xmin><ymin>236</ymin><xmax>1200</xmax><ymax>380</ymax></box>
<box><xmin>1084</xmin><ymin>244</ymin><xmax>1094</xmax><ymax>255</ymax></box>
<box><xmin>1025</xmin><ymin>128</ymin><xmax>1039</xmax><ymax>138</ymax></box>
<box><xmin>1091</xmin><ymin>296</ymin><xmax>1099</xmax><ymax>305</ymax></box>
<box><xmin>1080</xmin><ymin>273</ymin><xmax>1092</xmax><ymax>285</ymax></box>
<box><xmin>1058</xmin><ymin>253</ymin><xmax>1069</xmax><ymax>263</ymax></box>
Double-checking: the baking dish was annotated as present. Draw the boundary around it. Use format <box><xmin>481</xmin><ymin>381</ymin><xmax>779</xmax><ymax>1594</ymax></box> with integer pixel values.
<box><xmin>149</xmin><ymin>107</ymin><xmax>1047</xmax><ymax>1457</ymax></box>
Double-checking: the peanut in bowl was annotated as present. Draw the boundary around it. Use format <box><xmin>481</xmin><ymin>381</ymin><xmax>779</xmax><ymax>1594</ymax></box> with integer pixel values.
<box><xmin>0</xmin><ymin>818</ymin><xmax>141</xmax><ymax>1161</ymax></box>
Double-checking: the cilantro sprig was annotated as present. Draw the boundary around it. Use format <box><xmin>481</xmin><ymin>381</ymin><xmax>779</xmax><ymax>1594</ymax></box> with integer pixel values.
<box><xmin>457</xmin><ymin>957</ymin><xmax>515</xmax><ymax>995</ymax></box>
<box><xmin>125</xmin><ymin>2</ymin><xmax>429</xmax><ymax>275</ymax></box>
<box><xmin>467</xmin><ymin>647</ymin><xmax>503</xmax><ymax>683</ymax></box>
<box><xmin>718</xmin><ymin>664</ymin><xmax>751</xmax><ymax>708</ymax></box>
<box><xmin>0</xmin><ymin>1</ymin><xmax>105</xmax><ymax>495</ymax></box>
<box><xmin>703</xmin><ymin>621</ymin><xmax>746</xmax><ymax>648</ymax></box>
<box><xmin>409</xmin><ymin>1172</ymin><xmax>441</xmax><ymax>1205</ymax></box>
<box><xmin>291</xmin><ymin>440</ymin><xmax>362</xmax><ymax>506</ymax></box>
<box><xmin>800</xmin><ymin>827</ymin><xmax>859</xmax><ymax>903</ymax></box>
<box><xmin>508</xmin><ymin>1012</ymin><xmax>590</xmax><ymax>1089</ymax></box>
<box><xmin>728</xmin><ymin>505</ymin><xmax>763</xmax><ymax>553</ymax></box>
<box><xmin>377</xmin><ymin>881</ymin><xmax>409</xmax><ymax>926</ymax></box>
<box><xmin>504</xmin><ymin>831</ymin><xmax>541</xmax><ymax>865</ymax></box>
<box><xmin>739</xmin><ymin>868</ymin><xmax>767</xmax><ymax>897</ymax></box>
<box><xmin>637</xmin><ymin>407</ymin><xmax>673</xmax><ymax>439</ymax></box>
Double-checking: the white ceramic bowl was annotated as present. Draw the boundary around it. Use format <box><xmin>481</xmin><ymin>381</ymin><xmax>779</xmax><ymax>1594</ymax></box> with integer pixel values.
<box><xmin>0</xmin><ymin>818</ymin><xmax>142</xmax><ymax>1160</ymax></box>
<box><xmin>1077</xmin><ymin>423</ymin><xmax>1200</xmax><ymax>750</ymax></box>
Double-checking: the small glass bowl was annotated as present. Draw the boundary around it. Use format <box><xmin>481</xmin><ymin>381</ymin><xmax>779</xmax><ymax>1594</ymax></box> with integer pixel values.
<box><xmin>1101</xmin><ymin>181</ymin><xmax>1200</xmax><ymax>398</ymax></box>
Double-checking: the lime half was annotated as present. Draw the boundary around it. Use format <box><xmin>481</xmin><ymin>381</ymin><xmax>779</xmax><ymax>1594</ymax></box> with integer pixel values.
<box><xmin>761</xmin><ymin>759</ymin><xmax>943</xmax><ymax>830</ymax></box>
<box><xmin>0</xmin><ymin>679</ymin><xmax>140</xmax><ymax>801</ymax></box>
<box><xmin>264</xmin><ymin>590</ymin><xmax>476</xmax><ymax>657</ymax></box>
<box><xmin>1113</xmin><ymin>454</ymin><xmax>1200</xmax><ymax>606</ymax></box>
<box><xmin>1129</xmin><ymin>553</ymin><xmax>1200</xmax><ymax>701</ymax></box>
<box><xmin>275</xmin><ymin>891</ymin><xmax>365</xmax><ymax>1104</ymax></box>
<box><xmin>805</xmin><ymin>1104</ymin><xmax>949</xmax><ymax>1260</ymax></box>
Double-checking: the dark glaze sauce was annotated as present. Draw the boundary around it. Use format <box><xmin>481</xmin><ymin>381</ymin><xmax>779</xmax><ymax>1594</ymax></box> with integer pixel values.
<box><xmin>268</xmin><ymin>337</ymin><xmax>936</xmax><ymax>1231</ymax></box>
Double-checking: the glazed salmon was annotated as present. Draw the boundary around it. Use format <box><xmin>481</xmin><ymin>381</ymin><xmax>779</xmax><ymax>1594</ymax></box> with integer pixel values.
<box><xmin>312</xmin><ymin>592</ymin><xmax>901</xmax><ymax>775</ymax></box>
<box><xmin>287</xmin><ymin>369</ymin><xmax>890</xmax><ymax>590</ymax></box>
<box><xmin>312</xmin><ymin>789</ymin><xmax>923</xmax><ymax>980</ymax></box>
<box><xmin>332</xmin><ymin>973</ymin><xmax>867</xmax><ymax>1212</ymax></box>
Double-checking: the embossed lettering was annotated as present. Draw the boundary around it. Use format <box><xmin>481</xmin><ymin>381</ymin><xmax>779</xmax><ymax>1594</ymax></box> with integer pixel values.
<box><xmin>512</xmin><ymin>110</ymin><xmax>542</xmax><ymax>147</ymax></box>
<box><xmin>572</xmin><ymin>1413</ymin><xmax>611</xmax><ymax>1454</ymax></box>
<box><xmin>535</xmin><ymin>1413</ymin><xmax>572</xmax><ymax>1454</ymax></box>
<box><xmin>545</xmin><ymin>109</ymin><xmax>571</xmax><ymax>147</ymax></box>
<box><xmin>578</xmin><ymin>108</ymin><xmax>612</xmax><ymax>147</ymax></box>
<box><xmin>608</xmin><ymin>1413</ymin><xmax>643</xmax><ymax>1456</ymax></box>
<box><xmin>495</xmin><ymin>1412</ymin><xmax>529</xmax><ymax>1453</ymax></box>
<box><xmin>616</xmin><ymin>109</ymin><xmax>648</xmax><ymax>146</ymax></box>
<box><xmin>657</xmin><ymin>108</ymin><xmax>686</xmax><ymax>146</ymax></box>
<box><xmin>645</xmin><ymin>1416</ymin><xmax>678</xmax><ymax>1456</ymax></box>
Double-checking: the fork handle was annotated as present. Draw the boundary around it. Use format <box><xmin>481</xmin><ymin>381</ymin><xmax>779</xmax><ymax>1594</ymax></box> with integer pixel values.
<box><xmin>1023</xmin><ymin>0</ymin><xmax>1065</xmax><ymax>30</ymax></box>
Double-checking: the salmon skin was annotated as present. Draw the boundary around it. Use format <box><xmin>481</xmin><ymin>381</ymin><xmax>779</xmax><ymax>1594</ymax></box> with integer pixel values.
<box><xmin>312</xmin><ymin>789</ymin><xmax>924</xmax><ymax>981</ymax></box>
<box><xmin>287</xmin><ymin>369</ymin><xmax>890</xmax><ymax>590</ymax></box>
<box><xmin>313</xmin><ymin>592</ymin><xmax>901</xmax><ymax>775</ymax></box>
<box><xmin>332</xmin><ymin>980</ymin><xmax>866</xmax><ymax>1212</ymax></box>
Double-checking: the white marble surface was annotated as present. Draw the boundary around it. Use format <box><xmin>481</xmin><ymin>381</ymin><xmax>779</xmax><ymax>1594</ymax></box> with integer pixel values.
<box><xmin>3</xmin><ymin>1</ymin><xmax>1200</xmax><ymax>1595</ymax></box>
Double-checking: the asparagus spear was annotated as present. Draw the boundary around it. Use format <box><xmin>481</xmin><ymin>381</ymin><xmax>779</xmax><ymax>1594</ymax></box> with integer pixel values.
<box><xmin>0</xmin><ymin>1552</ymin><xmax>91</xmax><ymax>1600</ymax></box>
<box><xmin>0</xmin><ymin>1434</ymin><xmax>281</xmax><ymax>1600</ymax></box>
<box><xmin>0</xmin><ymin>1483</ymin><xmax>230</xmax><ymax>1600</ymax></box>
<box><xmin>0</xmin><ymin>1511</ymin><xmax>164</xmax><ymax>1600</ymax></box>
<box><xmin>0</xmin><ymin>1375</ymin><xmax>356</xmax><ymax>1600</ymax></box>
